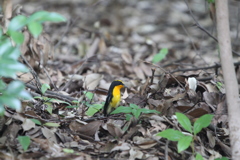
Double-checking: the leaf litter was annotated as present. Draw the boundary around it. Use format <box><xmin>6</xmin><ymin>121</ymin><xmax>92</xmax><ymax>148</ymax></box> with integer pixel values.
<box><xmin>0</xmin><ymin>0</ymin><xmax>237</xmax><ymax>159</ymax></box>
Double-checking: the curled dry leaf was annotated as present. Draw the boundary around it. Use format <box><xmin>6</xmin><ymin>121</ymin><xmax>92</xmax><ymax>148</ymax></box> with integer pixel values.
<box><xmin>133</xmin><ymin>136</ymin><xmax>157</xmax><ymax>149</ymax></box>
<box><xmin>70</xmin><ymin>120</ymin><xmax>102</xmax><ymax>137</ymax></box>
<box><xmin>107</xmin><ymin>123</ymin><xmax>124</xmax><ymax>138</ymax></box>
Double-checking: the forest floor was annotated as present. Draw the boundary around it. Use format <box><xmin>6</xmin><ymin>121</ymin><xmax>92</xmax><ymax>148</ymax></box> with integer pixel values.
<box><xmin>1</xmin><ymin>0</ymin><xmax>240</xmax><ymax>159</ymax></box>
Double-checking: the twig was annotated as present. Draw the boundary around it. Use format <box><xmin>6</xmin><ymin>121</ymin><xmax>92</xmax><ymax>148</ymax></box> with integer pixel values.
<box><xmin>165</xmin><ymin>140</ymin><xmax>169</xmax><ymax>160</ymax></box>
<box><xmin>150</xmin><ymin>68</ymin><xmax>155</xmax><ymax>85</ymax></box>
<box><xmin>26</xmin><ymin>83</ymin><xmax>77</xmax><ymax>103</ymax></box>
<box><xmin>141</xmin><ymin>60</ymin><xmax>185</xmax><ymax>89</ymax></box>
<box><xmin>20</xmin><ymin>55</ymin><xmax>42</xmax><ymax>91</ymax></box>
<box><xmin>43</xmin><ymin>67</ymin><xmax>58</xmax><ymax>91</ymax></box>
<box><xmin>169</xmin><ymin>61</ymin><xmax>240</xmax><ymax>73</ymax></box>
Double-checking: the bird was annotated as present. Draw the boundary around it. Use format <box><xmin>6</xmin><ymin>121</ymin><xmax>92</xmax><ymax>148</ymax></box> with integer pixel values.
<box><xmin>103</xmin><ymin>80</ymin><xmax>125</xmax><ymax>116</ymax></box>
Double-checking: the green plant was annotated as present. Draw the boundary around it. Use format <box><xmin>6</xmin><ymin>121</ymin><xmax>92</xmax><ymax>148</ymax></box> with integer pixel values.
<box><xmin>18</xmin><ymin>136</ymin><xmax>31</xmax><ymax>151</ymax></box>
<box><xmin>0</xmin><ymin>11</ymin><xmax>66</xmax><ymax>114</ymax></box>
<box><xmin>111</xmin><ymin>103</ymin><xmax>160</xmax><ymax>120</ymax></box>
<box><xmin>157</xmin><ymin>112</ymin><xmax>213</xmax><ymax>159</ymax></box>
<box><xmin>41</xmin><ymin>83</ymin><xmax>50</xmax><ymax>94</ymax></box>
<box><xmin>216</xmin><ymin>81</ymin><xmax>223</xmax><ymax>90</ymax></box>
<box><xmin>152</xmin><ymin>48</ymin><xmax>169</xmax><ymax>64</ymax></box>
<box><xmin>34</xmin><ymin>96</ymin><xmax>70</xmax><ymax>114</ymax></box>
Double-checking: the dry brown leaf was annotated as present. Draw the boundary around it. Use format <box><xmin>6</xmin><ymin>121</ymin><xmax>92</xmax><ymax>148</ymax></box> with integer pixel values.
<box><xmin>133</xmin><ymin>66</ymin><xmax>145</xmax><ymax>80</ymax></box>
<box><xmin>207</xmin><ymin>131</ymin><xmax>216</xmax><ymax>148</ymax></box>
<box><xmin>22</xmin><ymin>119</ymin><xmax>35</xmax><ymax>131</ymax></box>
<box><xmin>100</xmin><ymin>142</ymin><xmax>117</xmax><ymax>153</ymax></box>
<box><xmin>99</xmin><ymin>61</ymin><xmax>124</xmax><ymax>76</ymax></box>
<box><xmin>41</xmin><ymin>127</ymin><xmax>57</xmax><ymax>143</ymax></box>
<box><xmin>111</xmin><ymin>142</ymin><xmax>131</xmax><ymax>152</ymax></box>
<box><xmin>99</xmin><ymin>38</ymin><xmax>107</xmax><ymax>54</ymax></box>
<box><xmin>140</xmin><ymin>62</ymin><xmax>152</xmax><ymax>77</ymax></box>
<box><xmin>2</xmin><ymin>0</ymin><xmax>12</xmax><ymax>33</ymax></box>
<box><xmin>121</xmin><ymin>50</ymin><xmax>133</xmax><ymax>64</ymax></box>
<box><xmin>107</xmin><ymin>123</ymin><xmax>124</xmax><ymax>138</ymax></box>
<box><xmin>84</xmin><ymin>73</ymin><xmax>103</xmax><ymax>90</ymax></box>
<box><xmin>133</xmin><ymin>136</ymin><xmax>157</xmax><ymax>149</ymax></box>
<box><xmin>85</xmin><ymin>37</ymin><xmax>100</xmax><ymax>58</ymax></box>
<box><xmin>129</xmin><ymin>148</ymin><xmax>144</xmax><ymax>160</ymax></box>
<box><xmin>76</xmin><ymin>120</ymin><xmax>102</xmax><ymax>137</ymax></box>
<box><xmin>17</xmin><ymin>72</ymin><xmax>33</xmax><ymax>83</ymax></box>
<box><xmin>32</xmin><ymin>138</ymin><xmax>62</xmax><ymax>155</ymax></box>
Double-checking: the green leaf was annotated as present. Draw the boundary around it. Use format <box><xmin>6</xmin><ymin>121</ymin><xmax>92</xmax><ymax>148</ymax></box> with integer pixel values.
<box><xmin>0</xmin><ymin>104</ymin><xmax>5</xmax><ymax>116</ymax></box>
<box><xmin>125</xmin><ymin>114</ymin><xmax>133</xmax><ymax>121</ymax></box>
<box><xmin>130</xmin><ymin>103</ymin><xmax>139</xmax><ymax>109</ymax></box>
<box><xmin>5</xmin><ymin>81</ymin><xmax>25</xmax><ymax>95</ymax></box>
<box><xmin>193</xmin><ymin>114</ymin><xmax>213</xmax><ymax>135</ymax></box>
<box><xmin>177</xmin><ymin>136</ymin><xmax>192</xmax><ymax>153</ymax></box>
<box><xmin>111</xmin><ymin>106</ymin><xmax>132</xmax><ymax>114</ymax></box>
<box><xmin>28</xmin><ymin>11</ymin><xmax>66</xmax><ymax>23</ymax></box>
<box><xmin>8</xmin><ymin>15</ymin><xmax>27</xmax><ymax>31</ymax></box>
<box><xmin>63</xmin><ymin>148</ymin><xmax>74</xmax><ymax>153</ymax></box>
<box><xmin>18</xmin><ymin>136</ymin><xmax>31</xmax><ymax>151</ymax></box>
<box><xmin>0</xmin><ymin>79</ymin><xmax>6</xmax><ymax>90</ymax></box>
<box><xmin>140</xmin><ymin>108</ymin><xmax>160</xmax><ymax>114</ymax></box>
<box><xmin>0</xmin><ymin>59</ymin><xmax>28</xmax><ymax>78</ymax></box>
<box><xmin>132</xmin><ymin>108</ymin><xmax>142</xmax><ymax>119</ymax></box>
<box><xmin>0</xmin><ymin>95</ymin><xmax>21</xmax><ymax>111</ymax></box>
<box><xmin>86</xmin><ymin>104</ymin><xmax>102</xmax><ymax>116</ymax></box>
<box><xmin>84</xmin><ymin>91</ymin><xmax>94</xmax><ymax>100</ymax></box>
<box><xmin>44</xmin><ymin>122</ymin><xmax>60</xmax><ymax>127</ymax></box>
<box><xmin>45</xmin><ymin>102</ymin><xmax>53</xmax><ymax>115</ymax></box>
<box><xmin>195</xmin><ymin>153</ymin><xmax>204</xmax><ymax>160</ymax></box>
<box><xmin>2</xmin><ymin>46</ymin><xmax>21</xmax><ymax>60</ymax></box>
<box><xmin>47</xmin><ymin>98</ymin><xmax>70</xmax><ymax>105</ymax></box>
<box><xmin>28</xmin><ymin>22</ymin><xmax>43</xmax><ymax>38</ymax></box>
<box><xmin>30</xmin><ymin>119</ymin><xmax>42</xmax><ymax>125</ymax></box>
<box><xmin>176</xmin><ymin>112</ymin><xmax>192</xmax><ymax>133</ymax></box>
<box><xmin>34</xmin><ymin>96</ymin><xmax>43</xmax><ymax>100</ymax></box>
<box><xmin>8</xmin><ymin>30</ymin><xmax>24</xmax><ymax>44</ymax></box>
<box><xmin>41</xmin><ymin>83</ymin><xmax>50</xmax><ymax>94</ymax></box>
<box><xmin>71</xmin><ymin>100</ymin><xmax>79</xmax><ymax>104</ymax></box>
<box><xmin>18</xmin><ymin>90</ymin><xmax>32</xmax><ymax>100</ymax></box>
<box><xmin>0</xmin><ymin>38</ymin><xmax>12</xmax><ymax>57</ymax></box>
<box><xmin>156</xmin><ymin>129</ymin><xmax>185</xmax><ymax>141</ymax></box>
<box><xmin>152</xmin><ymin>48</ymin><xmax>169</xmax><ymax>63</ymax></box>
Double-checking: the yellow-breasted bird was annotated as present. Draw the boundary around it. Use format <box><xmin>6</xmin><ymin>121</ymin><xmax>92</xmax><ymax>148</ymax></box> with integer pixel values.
<box><xmin>103</xmin><ymin>80</ymin><xmax>125</xmax><ymax>116</ymax></box>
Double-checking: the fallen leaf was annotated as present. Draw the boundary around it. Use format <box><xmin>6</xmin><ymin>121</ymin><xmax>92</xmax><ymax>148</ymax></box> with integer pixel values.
<box><xmin>22</xmin><ymin>119</ymin><xmax>35</xmax><ymax>131</ymax></box>
<box><xmin>84</xmin><ymin>73</ymin><xmax>103</xmax><ymax>90</ymax></box>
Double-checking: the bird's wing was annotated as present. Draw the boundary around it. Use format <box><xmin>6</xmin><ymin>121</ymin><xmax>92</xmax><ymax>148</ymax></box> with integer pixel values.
<box><xmin>103</xmin><ymin>94</ymin><xmax>113</xmax><ymax>116</ymax></box>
